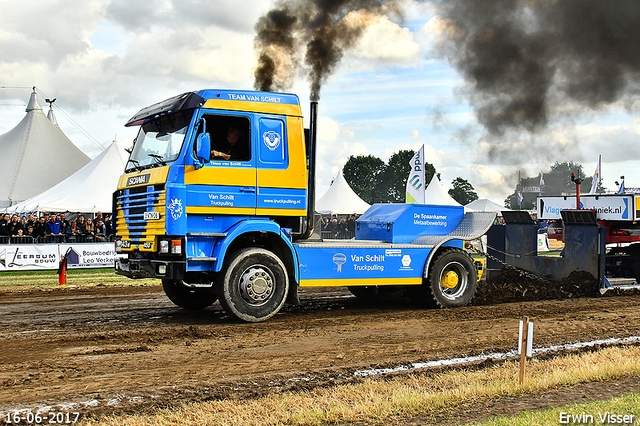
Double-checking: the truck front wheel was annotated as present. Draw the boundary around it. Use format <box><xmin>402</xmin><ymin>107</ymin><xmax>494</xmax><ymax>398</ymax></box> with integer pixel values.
<box><xmin>429</xmin><ymin>249</ymin><xmax>477</xmax><ymax>308</ymax></box>
<box><xmin>162</xmin><ymin>279</ymin><xmax>218</xmax><ymax>310</ymax></box>
<box><xmin>218</xmin><ymin>248</ymin><xmax>289</xmax><ymax>322</ymax></box>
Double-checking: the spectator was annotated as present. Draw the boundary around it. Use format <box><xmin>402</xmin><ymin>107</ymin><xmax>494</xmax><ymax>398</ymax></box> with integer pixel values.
<box><xmin>346</xmin><ymin>214</ymin><xmax>356</xmax><ymax>235</ymax></box>
<box><xmin>47</xmin><ymin>215</ymin><xmax>63</xmax><ymax>242</ymax></box>
<box><xmin>56</xmin><ymin>214</ymin><xmax>67</xmax><ymax>235</ymax></box>
<box><xmin>25</xmin><ymin>225</ymin><xmax>35</xmax><ymax>239</ymax></box>
<box><xmin>95</xmin><ymin>211</ymin><xmax>104</xmax><ymax>224</ymax></box>
<box><xmin>94</xmin><ymin>219</ymin><xmax>107</xmax><ymax>242</ymax></box>
<box><xmin>0</xmin><ymin>214</ymin><xmax>10</xmax><ymax>236</ymax></box>
<box><xmin>77</xmin><ymin>214</ymin><xmax>86</xmax><ymax>229</ymax></box>
<box><xmin>82</xmin><ymin>219</ymin><xmax>95</xmax><ymax>241</ymax></box>
<box><xmin>104</xmin><ymin>215</ymin><xmax>113</xmax><ymax>237</ymax></box>
<box><xmin>7</xmin><ymin>215</ymin><xmax>24</xmax><ymax>237</ymax></box>
<box><xmin>10</xmin><ymin>228</ymin><xmax>25</xmax><ymax>244</ymax></box>
<box><xmin>60</xmin><ymin>214</ymin><xmax>70</xmax><ymax>232</ymax></box>
<box><xmin>26</xmin><ymin>214</ymin><xmax>36</xmax><ymax>229</ymax></box>
<box><xmin>328</xmin><ymin>218</ymin><xmax>338</xmax><ymax>235</ymax></box>
<box><xmin>33</xmin><ymin>216</ymin><xmax>51</xmax><ymax>240</ymax></box>
<box><xmin>65</xmin><ymin>220</ymin><xmax>82</xmax><ymax>240</ymax></box>
<box><xmin>334</xmin><ymin>218</ymin><xmax>349</xmax><ymax>238</ymax></box>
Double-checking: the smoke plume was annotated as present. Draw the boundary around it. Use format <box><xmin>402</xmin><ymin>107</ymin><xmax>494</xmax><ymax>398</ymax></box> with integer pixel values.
<box><xmin>254</xmin><ymin>0</ymin><xmax>394</xmax><ymax>101</ymax></box>
<box><xmin>435</xmin><ymin>0</ymin><xmax>640</xmax><ymax>135</ymax></box>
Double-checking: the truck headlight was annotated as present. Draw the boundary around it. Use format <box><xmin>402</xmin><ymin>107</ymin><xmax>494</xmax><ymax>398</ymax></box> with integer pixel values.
<box><xmin>115</xmin><ymin>240</ymin><xmax>122</xmax><ymax>253</ymax></box>
<box><xmin>159</xmin><ymin>240</ymin><xmax>169</xmax><ymax>254</ymax></box>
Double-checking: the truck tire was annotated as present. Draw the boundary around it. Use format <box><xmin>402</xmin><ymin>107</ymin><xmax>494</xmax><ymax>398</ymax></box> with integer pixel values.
<box><xmin>428</xmin><ymin>249</ymin><xmax>477</xmax><ymax>308</ymax></box>
<box><xmin>217</xmin><ymin>248</ymin><xmax>289</xmax><ymax>322</ymax></box>
<box><xmin>162</xmin><ymin>279</ymin><xmax>217</xmax><ymax>310</ymax></box>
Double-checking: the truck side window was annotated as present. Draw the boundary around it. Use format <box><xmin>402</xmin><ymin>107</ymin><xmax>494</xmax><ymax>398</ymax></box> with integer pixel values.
<box><xmin>204</xmin><ymin>115</ymin><xmax>251</xmax><ymax>162</ymax></box>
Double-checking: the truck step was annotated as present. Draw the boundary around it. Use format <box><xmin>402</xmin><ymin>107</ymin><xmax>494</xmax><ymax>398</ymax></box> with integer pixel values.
<box><xmin>187</xmin><ymin>232</ymin><xmax>227</xmax><ymax>237</ymax></box>
<box><xmin>187</xmin><ymin>257</ymin><xmax>218</xmax><ymax>262</ymax></box>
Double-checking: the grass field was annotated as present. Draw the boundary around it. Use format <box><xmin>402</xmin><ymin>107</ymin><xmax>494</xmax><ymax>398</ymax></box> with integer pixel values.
<box><xmin>476</xmin><ymin>392</ymin><xmax>639</xmax><ymax>426</ymax></box>
<box><xmin>81</xmin><ymin>345</ymin><xmax>640</xmax><ymax>426</ymax></box>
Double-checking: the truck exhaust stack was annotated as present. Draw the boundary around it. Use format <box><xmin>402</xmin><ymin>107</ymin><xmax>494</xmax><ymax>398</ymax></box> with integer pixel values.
<box><xmin>300</xmin><ymin>101</ymin><xmax>318</xmax><ymax>239</ymax></box>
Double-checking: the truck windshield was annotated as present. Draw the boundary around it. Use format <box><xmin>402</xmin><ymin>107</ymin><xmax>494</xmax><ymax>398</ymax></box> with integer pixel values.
<box><xmin>127</xmin><ymin>111</ymin><xmax>193</xmax><ymax>172</ymax></box>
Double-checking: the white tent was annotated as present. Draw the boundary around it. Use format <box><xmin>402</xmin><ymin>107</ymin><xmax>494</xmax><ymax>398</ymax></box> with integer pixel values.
<box><xmin>5</xmin><ymin>140</ymin><xmax>129</xmax><ymax>214</ymax></box>
<box><xmin>0</xmin><ymin>88</ymin><xmax>90</xmax><ymax>207</ymax></box>
<box><xmin>466</xmin><ymin>198</ymin><xmax>509</xmax><ymax>212</ymax></box>
<box><xmin>316</xmin><ymin>168</ymin><xmax>371</xmax><ymax>215</ymax></box>
<box><xmin>424</xmin><ymin>176</ymin><xmax>461</xmax><ymax>206</ymax></box>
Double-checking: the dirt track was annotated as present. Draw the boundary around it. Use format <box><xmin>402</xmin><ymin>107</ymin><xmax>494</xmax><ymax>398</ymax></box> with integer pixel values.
<box><xmin>1</xmin><ymin>284</ymin><xmax>639</xmax><ymax>418</ymax></box>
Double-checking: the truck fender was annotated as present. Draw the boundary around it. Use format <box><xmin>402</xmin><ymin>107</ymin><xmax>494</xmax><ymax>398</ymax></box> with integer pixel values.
<box><xmin>423</xmin><ymin>240</ymin><xmax>464</xmax><ymax>278</ymax></box>
<box><xmin>211</xmin><ymin>220</ymin><xmax>300</xmax><ymax>283</ymax></box>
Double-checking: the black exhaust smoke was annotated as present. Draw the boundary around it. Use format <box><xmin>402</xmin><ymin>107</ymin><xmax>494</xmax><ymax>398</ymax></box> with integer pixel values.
<box><xmin>435</xmin><ymin>0</ymin><xmax>640</xmax><ymax>136</ymax></box>
<box><xmin>254</xmin><ymin>0</ymin><xmax>396</xmax><ymax>101</ymax></box>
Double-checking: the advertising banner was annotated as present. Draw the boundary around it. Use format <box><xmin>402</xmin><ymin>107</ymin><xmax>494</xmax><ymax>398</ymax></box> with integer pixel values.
<box><xmin>537</xmin><ymin>195</ymin><xmax>635</xmax><ymax>221</ymax></box>
<box><xmin>406</xmin><ymin>145</ymin><xmax>425</xmax><ymax>204</ymax></box>
<box><xmin>0</xmin><ymin>243</ymin><xmax>116</xmax><ymax>272</ymax></box>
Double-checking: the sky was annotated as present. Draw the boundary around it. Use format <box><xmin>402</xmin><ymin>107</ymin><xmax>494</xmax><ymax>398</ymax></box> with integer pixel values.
<box><xmin>1</xmin><ymin>0</ymin><xmax>639</xmax><ymax>205</ymax></box>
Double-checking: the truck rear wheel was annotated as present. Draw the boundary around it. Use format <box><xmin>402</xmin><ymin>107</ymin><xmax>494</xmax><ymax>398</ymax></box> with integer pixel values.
<box><xmin>217</xmin><ymin>248</ymin><xmax>289</xmax><ymax>322</ymax></box>
<box><xmin>429</xmin><ymin>249</ymin><xmax>477</xmax><ymax>308</ymax></box>
<box><xmin>162</xmin><ymin>279</ymin><xmax>217</xmax><ymax>310</ymax></box>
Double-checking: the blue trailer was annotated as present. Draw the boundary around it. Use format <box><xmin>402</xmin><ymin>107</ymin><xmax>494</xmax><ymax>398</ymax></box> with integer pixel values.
<box><xmin>113</xmin><ymin>90</ymin><xmax>495</xmax><ymax>322</ymax></box>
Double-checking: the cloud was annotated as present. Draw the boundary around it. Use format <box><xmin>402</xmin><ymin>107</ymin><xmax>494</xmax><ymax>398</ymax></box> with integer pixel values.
<box><xmin>347</xmin><ymin>13</ymin><xmax>421</xmax><ymax>66</ymax></box>
<box><xmin>315</xmin><ymin>115</ymin><xmax>369</xmax><ymax>197</ymax></box>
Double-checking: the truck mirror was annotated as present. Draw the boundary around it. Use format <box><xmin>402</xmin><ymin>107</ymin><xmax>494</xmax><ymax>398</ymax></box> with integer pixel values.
<box><xmin>195</xmin><ymin>132</ymin><xmax>211</xmax><ymax>168</ymax></box>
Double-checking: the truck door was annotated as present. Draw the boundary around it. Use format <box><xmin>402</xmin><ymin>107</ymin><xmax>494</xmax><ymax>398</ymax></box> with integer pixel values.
<box><xmin>184</xmin><ymin>113</ymin><xmax>256</xmax><ymax>216</ymax></box>
<box><xmin>255</xmin><ymin>115</ymin><xmax>308</xmax><ymax>217</ymax></box>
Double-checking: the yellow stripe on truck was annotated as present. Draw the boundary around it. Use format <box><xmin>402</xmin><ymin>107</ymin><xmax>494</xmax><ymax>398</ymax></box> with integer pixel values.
<box><xmin>184</xmin><ymin>166</ymin><xmax>256</xmax><ymax>186</ymax></box>
<box><xmin>203</xmin><ymin>99</ymin><xmax>302</xmax><ymax>117</ymax></box>
<box><xmin>299</xmin><ymin>277</ymin><xmax>423</xmax><ymax>287</ymax></box>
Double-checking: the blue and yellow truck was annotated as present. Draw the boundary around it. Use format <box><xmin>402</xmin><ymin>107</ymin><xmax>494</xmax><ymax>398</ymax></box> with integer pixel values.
<box><xmin>114</xmin><ymin>89</ymin><xmax>495</xmax><ymax>322</ymax></box>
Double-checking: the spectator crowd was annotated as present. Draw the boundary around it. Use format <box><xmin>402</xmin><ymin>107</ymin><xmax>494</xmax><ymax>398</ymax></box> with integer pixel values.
<box><xmin>0</xmin><ymin>211</ymin><xmax>114</xmax><ymax>244</ymax></box>
<box><xmin>319</xmin><ymin>214</ymin><xmax>359</xmax><ymax>239</ymax></box>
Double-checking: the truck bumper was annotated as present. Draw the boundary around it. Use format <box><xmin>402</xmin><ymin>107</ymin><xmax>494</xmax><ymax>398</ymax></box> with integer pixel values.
<box><xmin>115</xmin><ymin>257</ymin><xmax>185</xmax><ymax>280</ymax></box>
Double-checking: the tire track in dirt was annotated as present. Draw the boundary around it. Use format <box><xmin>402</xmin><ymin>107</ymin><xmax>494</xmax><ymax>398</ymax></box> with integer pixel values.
<box><xmin>0</xmin><ymin>285</ymin><xmax>638</xmax><ymax>416</ymax></box>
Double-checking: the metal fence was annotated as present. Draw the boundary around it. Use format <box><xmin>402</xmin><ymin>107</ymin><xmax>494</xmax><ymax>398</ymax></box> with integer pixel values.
<box><xmin>320</xmin><ymin>230</ymin><xmax>355</xmax><ymax>240</ymax></box>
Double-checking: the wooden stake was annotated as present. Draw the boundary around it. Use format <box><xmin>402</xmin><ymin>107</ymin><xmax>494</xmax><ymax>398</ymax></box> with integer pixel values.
<box><xmin>519</xmin><ymin>316</ymin><xmax>529</xmax><ymax>385</ymax></box>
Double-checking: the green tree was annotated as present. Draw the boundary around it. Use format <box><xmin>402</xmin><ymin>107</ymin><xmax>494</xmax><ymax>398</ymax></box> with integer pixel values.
<box><xmin>343</xmin><ymin>150</ymin><xmax>440</xmax><ymax>204</ymax></box>
<box><xmin>342</xmin><ymin>155</ymin><xmax>386</xmax><ymax>204</ymax></box>
<box><xmin>381</xmin><ymin>150</ymin><xmax>414</xmax><ymax>202</ymax></box>
<box><xmin>380</xmin><ymin>150</ymin><xmax>437</xmax><ymax>203</ymax></box>
<box><xmin>448</xmin><ymin>177</ymin><xmax>479</xmax><ymax>205</ymax></box>
<box><xmin>504</xmin><ymin>161</ymin><xmax>607</xmax><ymax>209</ymax></box>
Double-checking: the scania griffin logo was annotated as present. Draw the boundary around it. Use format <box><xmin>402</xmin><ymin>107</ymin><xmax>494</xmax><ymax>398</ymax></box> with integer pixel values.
<box><xmin>263</xmin><ymin>131</ymin><xmax>281</xmax><ymax>151</ymax></box>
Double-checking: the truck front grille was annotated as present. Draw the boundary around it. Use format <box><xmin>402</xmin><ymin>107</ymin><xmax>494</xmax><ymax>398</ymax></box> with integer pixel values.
<box><xmin>115</xmin><ymin>184</ymin><xmax>166</xmax><ymax>247</ymax></box>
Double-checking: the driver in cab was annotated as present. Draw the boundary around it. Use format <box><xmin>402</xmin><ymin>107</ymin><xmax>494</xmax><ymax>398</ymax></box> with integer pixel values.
<box><xmin>211</xmin><ymin>127</ymin><xmax>248</xmax><ymax>161</ymax></box>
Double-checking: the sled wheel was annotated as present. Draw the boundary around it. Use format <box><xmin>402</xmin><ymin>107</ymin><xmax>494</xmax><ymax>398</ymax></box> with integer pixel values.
<box><xmin>429</xmin><ymin>249</ymin><xmax>477</xmax><ymax>308</ymax></box>
<box><xmin>162</xmin><ymin>279</ymin><xmax>217</xmax><ymax>310</ymax></box>
<box><xmin>217</xmin><ymin>248</ymin><xmax>289</xmax><ymax>322</ymax></box>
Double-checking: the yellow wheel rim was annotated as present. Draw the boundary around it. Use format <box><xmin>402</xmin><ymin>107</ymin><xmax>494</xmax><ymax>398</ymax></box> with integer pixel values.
<box><xmin>441</xmin><ymin>271</ymin><xmax>459</xmax><ymax>288</ymax></box>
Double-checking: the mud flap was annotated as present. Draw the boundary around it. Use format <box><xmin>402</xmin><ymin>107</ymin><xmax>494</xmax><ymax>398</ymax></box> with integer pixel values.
<box><xmin>286</xmin><ymin>282</ymin><xmax>300</xmax><ymax>305</ymax></box>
